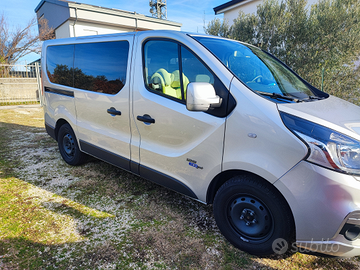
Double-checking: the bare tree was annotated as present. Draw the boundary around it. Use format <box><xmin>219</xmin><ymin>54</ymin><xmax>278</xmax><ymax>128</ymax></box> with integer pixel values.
<box><xmin>0</xmin><ymin>13</ymin><xmax>55</xmax><ymax>64</ymax></box>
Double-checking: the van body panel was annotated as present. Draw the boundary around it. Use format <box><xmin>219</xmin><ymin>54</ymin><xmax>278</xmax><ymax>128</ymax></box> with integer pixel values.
<box><xmin>43</xmin><ymin>90</ymin><xmax>77</xmax><ymax>140</ymax></box>
<box><xmin>42</xmin><ymin>30</ymin><xmax>360</xmax><ymax>257</ymax></box>
<box><xmin>132</xmin><ymin>86</ymin><xmax>225</xmax><ymax>202</ymax></box>
<box><xmin>223</xmin><ymin>79</ymin><xmax>309</xmax><ymax>183</ymax></box>
<box><xmin>43</xmin><ymin>34</ymin><xmax>135</xmax><ymax>165</ymax></box>
<box><xmin>73</xmin><ymin>35</ymin><xmax>134</xmax><ymax>166</ymax></box>
<box><xmin>274</xmin><ymin>161</ymin><xmax>360</xmax><ymax>240</ymax></box>
<box><xmin>131</xmin><ymin>32</ymin><xmax>230</xmax><ymax>202</ymax></box>
<box><xmin>278</xmin><ymin>96</ymin><xmax>360</xmax><ymax>141</ymax></box>
<box><xmin>79</xmin><ymin>140</ymin><xmax>131</xmax><ymax>171</ymax></box>
<box><xmin>75</xmin><ymin>88</ymin><xmax>131</xmax><ymax>168</ymax></box>
<box><xmin>42</xmin><ymin>40</ymin><xmax>78</xmax><ymax>134</ymax></box>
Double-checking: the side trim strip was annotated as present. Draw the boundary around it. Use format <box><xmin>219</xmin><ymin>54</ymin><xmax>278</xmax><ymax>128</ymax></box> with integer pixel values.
<box><xmin>79</xmin><ymin>140</ymin><xmax>130</xmax><ymax>171</ymax></box>
<box><xmin>78</xmin><ymin>140</ymin><xmax>197</xmax><ymax>199</ymax></box>
<box><xmin>130</xmin><ymin>160</ymin><xmax>140</xmax><ymax>175</ymax></box>
<box><xmin>140</xmin><ymin>165</ymin><xmax>198</xmax><ymax>200</ymax></box>
<box><xmin>45</xmin><ymin>123</ymin><xmax>56</xmax><ymax>141</ymax></box>
<box><xmin>45</xmin><ymin>87</ymin><xmax>74</xmax><ymax>97</ymax></box>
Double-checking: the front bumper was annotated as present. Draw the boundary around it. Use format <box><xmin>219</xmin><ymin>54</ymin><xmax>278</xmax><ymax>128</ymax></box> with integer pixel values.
<box><xmin>296</xmin><ymin>235</ymin><xmax>360</xmax><ymax>257</ymax></box>
<box><xmin>274</xmin><ymin>161</ymin><xmax>360</xmax><ymax>257</ymax></box>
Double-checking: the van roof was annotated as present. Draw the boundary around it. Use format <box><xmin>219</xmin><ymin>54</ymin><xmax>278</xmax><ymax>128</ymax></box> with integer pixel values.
<box><xmin>42</xmin><ymin>30</ymin><xmax>211</xmax><ymax>45</ymax></box>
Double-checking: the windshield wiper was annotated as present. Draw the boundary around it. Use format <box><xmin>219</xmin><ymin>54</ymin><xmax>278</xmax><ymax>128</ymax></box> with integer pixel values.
<box><xmin>254</xmin><ymin>90</ymin><xmax>301</xmax><ymax>103</ymax></box>
<box><xmin>307</xmin><ymin>95</ymin><xmax>325</xmax><ymax>101</ymax></box>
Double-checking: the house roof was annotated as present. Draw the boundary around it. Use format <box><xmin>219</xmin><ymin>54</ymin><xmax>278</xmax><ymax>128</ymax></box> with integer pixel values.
<box><xmin>35</xmin><ymin>0</ymin><xmax>68</xmax><ymax>13</ymax></box>
<box><xmin>35</xmin><ymin>0</ymin><xmax>181</xmax><ymax>33</ymax></box>
<box><xmin>29</xmin><ymin>59</ymin><xmax>41</xmax><ymax>65</ymax></box>
<box><xmin>213</xmin><ymin>0</ymin><xmax>250</xmax><ymax>14</ymax></box>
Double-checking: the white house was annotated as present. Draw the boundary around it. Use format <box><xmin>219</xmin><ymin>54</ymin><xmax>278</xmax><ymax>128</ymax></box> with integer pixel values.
<box><xmin>214</xmin><ymin>0</ymin><xmax>318</xmax><ymax>25</ymax></box>
<box><xmin>35</xmin><ymin>0</ymin><xmax>182</xmax><ymax>39</ymax></box>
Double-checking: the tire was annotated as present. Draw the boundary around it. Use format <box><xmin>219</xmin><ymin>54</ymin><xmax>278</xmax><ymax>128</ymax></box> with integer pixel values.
<box><xmin>213</xmin><ymin>175</ymin><xmax>294</xmax><ymax>256</ymax></box>
<box><xmin>57</xmin><ymin>123</ymin><xmax>87</xmax><ymax>166</ymax></box>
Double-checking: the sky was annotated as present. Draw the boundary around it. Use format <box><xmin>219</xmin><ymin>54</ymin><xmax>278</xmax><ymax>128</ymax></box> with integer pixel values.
<box><xmin>2</xmin><ymin>0</ymin><xmax>225</xmax><ymax>64</ymax></box>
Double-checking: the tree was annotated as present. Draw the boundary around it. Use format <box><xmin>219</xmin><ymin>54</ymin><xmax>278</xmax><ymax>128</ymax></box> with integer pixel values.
<box><xmin>204</xmin><ymin>18</ymin><xmax>231</xmax><ymax>38</ymax></box>
<box><xmin>0</xmin><ymin>13</ymin><xmax>54</xmax><ymax>64</ymax></box>
<box><xmin>205</xmin><ymin>0</ymin><xmax>360</xmax><ymax>104</ymax></box>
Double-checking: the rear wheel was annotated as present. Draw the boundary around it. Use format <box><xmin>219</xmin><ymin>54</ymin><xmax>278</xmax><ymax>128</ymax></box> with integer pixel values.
<box><xmin>57</xmin><ymin>123</ymin><xmax>87</xmax><ymax>165</ymax></box>
<box><xmin>213</xmin><ymin>175</ymin><xmax>294</xmax><ymax>256</ymax></box>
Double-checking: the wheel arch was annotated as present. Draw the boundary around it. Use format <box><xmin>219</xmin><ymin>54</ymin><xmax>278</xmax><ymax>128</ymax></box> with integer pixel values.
<box><xmin>212</xmin><ymin>173</ymin><xmax>296</xmax><ymax>256</ymax></box>
<box><xmin>206</xmin><ymin>170</ymin><xmax>295</xmax><ymax>227</ymax></box>
<box><xmin>207</xmin><ymin>170</ymin><xmax>258</xmax><ymax>204</ymax></box>
<box><xmin>54</xmin><ymin>118</ymin><xmax>70</xmax><ymax>141</ymax></box>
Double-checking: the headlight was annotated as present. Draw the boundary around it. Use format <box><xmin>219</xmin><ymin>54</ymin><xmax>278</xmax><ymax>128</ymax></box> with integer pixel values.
<box><xmin>281</xmin><ymin>112</ymin><xmax>360</xmax><ymax>175</ymax></box>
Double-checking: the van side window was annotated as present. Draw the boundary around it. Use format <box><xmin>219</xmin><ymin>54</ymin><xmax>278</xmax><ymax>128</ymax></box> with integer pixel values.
<box><xmin>46</xmin><ymin>45</ymin><xmax>74</xmax><ymax>87</ymax></box>
<box><xmin>46</xmin><ymin>41</ymin><xmax>129</xmax><ymax>95</ymax></box>
<box><xmin>181</xmin><ymin>47</ymin><xmax>214</xmax><ymax>85</ymax></box>
<box><xmin>144</xmin><ymin>40</ymin><xmax>215</xmax><ymax>102</ymax></box>
<box><xmin>74</xmin><ymin>41</ymin><xmax>129</xmax><ymax>94</ymax></box>
<box><xmin>144</xmin><ymin>40</ymin><xmax>184</xmax><ymax>100</ymax></box>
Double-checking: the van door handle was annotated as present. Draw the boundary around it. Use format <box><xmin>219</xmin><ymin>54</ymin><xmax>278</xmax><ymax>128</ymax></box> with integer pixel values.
<box><xmin>107</xmin><ymin>107</ymin><xmax>121</xmax><ymax>116</ymax></box>
<box><xmin>137</xmin><ymin>114</ymin><xmax>155</xmax><ymax>124</ymax></box>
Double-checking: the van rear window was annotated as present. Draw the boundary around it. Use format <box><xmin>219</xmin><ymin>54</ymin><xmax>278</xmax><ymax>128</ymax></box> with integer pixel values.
<box><xmin>46</xmin><ymin>44</ymin><xmax>74</xmax><ymax>87</ymax></box>
<box><xmin>46</xmin><ymin>41</ymin><xmax>129</xmax><ymax>95</ymax></box>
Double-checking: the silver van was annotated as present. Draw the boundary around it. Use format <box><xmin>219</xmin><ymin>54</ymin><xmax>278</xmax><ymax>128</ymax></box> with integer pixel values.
<box><xmin>42</xmin><ymin>30</ymin><xmax>360</xmax><ymax>257</ymax></box>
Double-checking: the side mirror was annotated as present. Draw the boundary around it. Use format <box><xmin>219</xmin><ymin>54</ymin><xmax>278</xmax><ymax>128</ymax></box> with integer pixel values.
<box><xmin>186</xmin><ymin>82</ymin><xmax>222</xmax><ymax>112</ymax></box>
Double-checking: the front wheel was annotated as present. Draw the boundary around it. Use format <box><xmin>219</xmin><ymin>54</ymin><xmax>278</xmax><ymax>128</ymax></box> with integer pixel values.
<box><xmin>213</xmin><ymin>175</ymin><xmax>295</xmax><ymax>256</ymax></box>
<box><xmin>57</xmin><ymin>123</ymin><xmax>87</xmax><ymax>166</ymax></box>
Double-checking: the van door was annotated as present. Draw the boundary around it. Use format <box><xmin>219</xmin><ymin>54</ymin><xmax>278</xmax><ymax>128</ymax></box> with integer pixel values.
<box><xmin>131</xmin><ymin>38</ymin><xmax>229</xmax><ymax>201</ymax></box>
<box><xmin>74</xmin><ymin>36</ymin><xmax>133</xmax><ymax>170</ymax></box>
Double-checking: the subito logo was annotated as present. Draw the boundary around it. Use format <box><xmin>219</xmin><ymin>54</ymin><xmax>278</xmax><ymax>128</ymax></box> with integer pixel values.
<box><xmin>272</xmin><ymin>238</ymin><xmax>288</xmax><ymax>255</ymax></box>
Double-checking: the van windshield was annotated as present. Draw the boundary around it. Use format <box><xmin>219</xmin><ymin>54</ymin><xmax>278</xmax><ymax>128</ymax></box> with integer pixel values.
<box><xmin>192</xmin><ymin>36</ymin><xmax>321</xmax><ymax>102</ymax></box>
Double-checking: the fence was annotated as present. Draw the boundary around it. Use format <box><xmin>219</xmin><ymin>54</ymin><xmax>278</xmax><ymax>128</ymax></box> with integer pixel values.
<box><xmin>0</xmin><ymin>63</ymin><xmax>42</xmax><ymax>104</ymax></box>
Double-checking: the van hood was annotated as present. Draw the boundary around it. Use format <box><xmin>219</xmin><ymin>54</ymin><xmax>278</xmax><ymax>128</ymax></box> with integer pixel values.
<box><xmin>277</xmin><ymin>95</ymin><xmax>360</xmax><ymax>141</ymax></box>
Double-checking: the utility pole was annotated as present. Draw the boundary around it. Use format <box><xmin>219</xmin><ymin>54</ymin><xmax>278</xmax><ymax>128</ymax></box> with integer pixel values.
<box><xmin>149</xmin><ymin>0</ymin><xmax>167</xmax><ymax>20</ymax></box>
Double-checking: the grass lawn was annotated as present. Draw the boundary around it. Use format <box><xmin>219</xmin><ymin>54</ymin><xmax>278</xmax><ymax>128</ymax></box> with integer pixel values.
<box><xmin>0</xmin><ymin>106</ymin><xmax>359</xmax><ymax>269</ymax></box>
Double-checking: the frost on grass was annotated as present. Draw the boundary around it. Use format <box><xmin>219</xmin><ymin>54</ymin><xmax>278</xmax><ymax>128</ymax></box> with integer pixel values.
<box><xmin>2</xmin><ymin>108</ymin><xmax>232</xmax><ymax>269</ymax></box>
<box><xmin>3</xmin><ymin>110</ymin><xmax>136</xmax><ymax>269</ymax></box>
